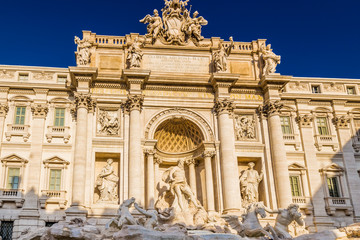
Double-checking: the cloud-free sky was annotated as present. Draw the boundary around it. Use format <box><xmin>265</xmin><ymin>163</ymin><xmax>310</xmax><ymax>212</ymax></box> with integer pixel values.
<box><xmin>0</xmin><ymin>0</ymin><xmax>359</xmax><ymax>78</ymax></box>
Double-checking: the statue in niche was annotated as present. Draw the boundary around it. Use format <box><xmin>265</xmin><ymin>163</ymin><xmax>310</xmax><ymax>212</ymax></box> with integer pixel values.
<box><xmin>235</xmin><ymin>115</ymin><xmax>256</xmax><ymax>140</ymax></box>
<box><xmin>140</xmin><ymin>9</ymin><xmax>164</xmax><ymax>42</ymax></box>
<box><xmin>74</xmin><ymin>36</ymin><xmax>92</xmax><ymax>66</ymax></box>
<box><xmin>239</xmin><ymin>162</ymin><xmax>263</xmax><ymax>206</ymax></box>
<box><xmin>261</xmin><ymin>44</ymin><xmax>281</xmax><ymax>77</ymax></box>
<box><xmin>213</xmin><ymin>37</ymin><xmax>234</xmax><ymax>72</ymax></box>
<box><xmin>95</xmin><ymin>158</ymin><xmax>119</xmax><ymax>202</ymax></box>
<box><xmin>126</xmin><ymin>37</ymin><xmax>144</xmax><ymax>68</ymax></box>
<box><xmin>182</xmin><ymin>11</ymin><xmax>208</xmax><ymax>42</ymax></box>
<box><xmin>98</xmin><ymin>110</ymin><xmax>120</xmax><ymax>135</ymax></box>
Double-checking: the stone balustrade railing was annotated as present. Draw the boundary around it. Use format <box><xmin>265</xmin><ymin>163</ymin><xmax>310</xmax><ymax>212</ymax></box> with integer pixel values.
<box><xmin>95</xmin><ymin>36</ymin><xmax>127</xmax><ymax>47</ymax></box>
<box><xmin>0</xmin><ymin>189</ymin><xmax>25</xmax><ymax>208</ymax></box>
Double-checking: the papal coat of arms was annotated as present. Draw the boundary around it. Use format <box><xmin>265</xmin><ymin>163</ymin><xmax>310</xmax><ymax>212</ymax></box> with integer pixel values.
<box><xmin>140</xmin><ymin>0</ymin><xmax>208</xmax><ymax>45</ymax></box>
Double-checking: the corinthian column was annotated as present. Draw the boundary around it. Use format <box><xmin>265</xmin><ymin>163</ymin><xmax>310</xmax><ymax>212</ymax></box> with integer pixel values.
<box><xmin>259</xmin><ymin>101</ymin><xmax>292</xmax><ymax>208</ymax></box>
<box><xmin>186</xmin><ymin>158</ymin><xmax>197</xmax><ymax>196</ymax></box>
<box><xmin>144</xmin><ymin>148</ymin><xmax>156</xmax><ymax>209</ymax></box>
<box><xmin>125</xmin><ymin>95</ymin><xmax>144</xmax><ymax>204</ymax></box>
<box><xmin>214</xmin><ymin>99</ymin><xmax>241</xmax><ymax>213</ymax></box>
<box><xmin>203</xmin><ymin>150</ymin><xmax>216</xmax><ymax>212</ymax></box>
<box><xmin>68</xmin><ymin>93</ymin><xmax>95</xmax><ymax>213</ymax></box>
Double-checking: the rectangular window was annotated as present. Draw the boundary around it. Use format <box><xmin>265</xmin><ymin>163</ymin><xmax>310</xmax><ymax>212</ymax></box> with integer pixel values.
<box><xmin>280</xmin><ymin>116</ymin><xmax>292</xmax><ymax>134</ymax></box>
<box><xmin>317</xmin><ymin>117</ymin><xmax>329</xmax><ymax>135</ymax></box>
<box><xmin>327</xmin><ymin>177</ymin><xmax>340</xmax><ymax>197</ymax></box>
<box><xmin>7</xmin><ymin>168</ymin><xmax>20</xmax><ymax>189</ymax></box>
<box><xmin>312</xmin><ymin>85</ymin><xmax>321</xmax><ymax>93</ymax></box>
<box><xmin>18</xmin><ymin>74</ymin><xmax>29</xmax><ymax>82</ymax></box>
<box><xmin>54</xmin><ymin>108</ymin><xmax>65</xmax><ymax>127</ymax></box>
<box><xmin>290</xmin><ymin>176</ymin><xmax>302</xmax><ymax>197</ymax></box>
<box><xmin>347</xmin><ymin>87</ymin><xmax>356</xmax><ymax>95</ymax></box>
<box><xmin>354</xmin><ymin>119</ymin><xmax>360</xmax><ymax>136</ymax></box>
<box><xmin>0</xmin><ymin>221</ymin><xmax>14</xmax><ymax>240</ymax></box>
<box><xmin>57</xmin><ymin>75</ymin><xmax>67</xmax><ymax>83</ymax></box>
<box><xmin>14</xmin><ymin>106</ymin><xmax>26</xmax><ymax>125</ymax></box>
<box><xmin>49</xmin><ymin>169</ymin><xmax>62</xmax><ymax>191</ymax></box>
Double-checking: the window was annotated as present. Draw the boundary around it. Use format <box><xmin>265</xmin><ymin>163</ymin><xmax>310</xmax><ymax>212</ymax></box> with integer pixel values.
<box><xmin>6</xmin><ymin>168</ymin><xmax>20</xmax><ymax>189</ymax></box>
<box><xmin>354</xmin><ymin>119</ymin><xmax>360</xmax><ymax>136</ymax></box>
<box><xmin>57</xmin><ymin>75</ymin><xmax>67</xmax><ymax>83</ymax></box>
<box><xmin>45</xmin><ymin>222</ymin><xmax>57</xmax><ymax>227</ymax></box>
<box><xmin>347</xmin><ymin>87</ymin><xmax>356</xmax><ymax>95</ymax></box>
<box><xmin>18</xmin><ymin>74</ymin><xmax>28</xmax><ymax>82</ymax></box>
<box><xmin>316</xmin><ymin>117</ymin><xmax>329</xmax><ymax>135</ymax></box>
<box><xmin>0</xmin><ymin>221</ymin><xmax>14</xmax><ymax>240</ymax></box>
<box><xmin>289</xmin><ymin>176</ymin><xmax>302</xmax><ymax>197</ymax></box>
<box><xmin>14</xmin><ymin>106</ymin><xmax>26</xmax><ymax>125</ymax></box>
<box><xmin>327</xmin><ymin>177</ymin><xmax>340</xmax><ymax>198</ymax></box>
<box><xmin>312</xmin><ymin>85</ymin><xmax>321</xmax><ymax>93</ymax></box>
<box><xmin>49</xmin><ymin>169</ymin><xmax>62</xmax><ymax>191</ymax></box>
<box><xmin>54</xmin><ymin>108</ymin><xmax>65</xmax><ymax>127</ymax></box>
<box><xmin>280</xmin><ymin>116</ymin><xmax>292</xmax><ymax>134</ymax></box>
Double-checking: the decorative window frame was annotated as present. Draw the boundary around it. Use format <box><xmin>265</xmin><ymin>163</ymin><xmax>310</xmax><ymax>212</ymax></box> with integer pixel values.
<box><xmin>311</xmin><ymin>84</ymin><xmax>323</xmax><ymax>94</ymax></box>
<box><xmin>40</xmin><ymin>156</ymin><xmax>69</xmax><ymax>209</ymax></box>
<box><xmin>280</xmin><ymin>107</ymin><xmax>301</xmax><ymax>150</ymax></box>
<box><xmin>311</xmin><ymin>108</ymin><xmax>338</xmax><ymax>151</ymax></box>
<box><xmin>46</xmin><ymin>98</ymin><xmax>72</xmax><ymax>143</ymax></box>
<box><xmin>345</xmin><ymin>84</ymin><xmax>358</xmax><ymax>95</ymax></box>
<box><xmin>319</xmin><ymin>163</ymin><xmax>353</xmax><ymax>216</ymax></box>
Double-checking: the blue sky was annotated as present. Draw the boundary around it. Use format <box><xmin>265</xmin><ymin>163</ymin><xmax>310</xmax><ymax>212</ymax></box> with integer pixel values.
<box><xmin>0</xmin><ymin>0</ymin><xmax>359</xmax><ymax>78</ymax></box>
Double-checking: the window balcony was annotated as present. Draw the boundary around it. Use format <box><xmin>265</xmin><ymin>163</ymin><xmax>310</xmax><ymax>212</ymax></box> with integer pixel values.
<box><xmin>292</xmin><ymin>196</ymin><xmax>313</xmax><ymax>215</ymax></box>
<box><xmin>352</xmin><ymin>135</ymin><xmax>360</xmax><ymax>152</ymax></box>
<box><xmin>283</xmin><ymin>134</ymin><xmax>301</xmax><ymax>150</ymax></box>
<box><xmin>325</xmin><ymin>197</ymin><xmax>353</xmax><ymax>216</ymax></box>
<box><xmin>5</xmin><ymin>124</ymin><xmax>30</xmax><ymax>142</ymax></box>
<box><xmin>39</xmin><ymin>190</ymin><xmax>67</xmax><ymax>209</ymax></box>
<box><xmin>46</xmin><ymin>126</ymin><xmax>71</xmax><ymax>143</ymax></box>
<box><xmin>0</xmin><ymin>189</ymin><xmax>25</xmax><ymax>208</ymax></box>
<box><xmin>314</xmin><ymin>134</ymin><xmax>339</xmax><ymax>151</ymax></box>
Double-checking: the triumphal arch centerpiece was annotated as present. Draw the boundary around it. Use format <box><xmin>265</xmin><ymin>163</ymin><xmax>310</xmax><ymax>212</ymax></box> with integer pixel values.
<box><xmin>0</xmin><ymin>0</ymin><xmax>360</xmax><ymax>239</ymax></box>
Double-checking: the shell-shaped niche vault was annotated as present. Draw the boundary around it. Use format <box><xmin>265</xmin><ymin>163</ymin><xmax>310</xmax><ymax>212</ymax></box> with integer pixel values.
<box><xmin>154</xmin><ymin>118</ymin><xmax>204</xmax><ymax>153</ymax></box>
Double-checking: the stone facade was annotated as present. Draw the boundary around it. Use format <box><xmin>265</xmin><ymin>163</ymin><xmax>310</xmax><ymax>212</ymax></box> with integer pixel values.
<box><xmin>0</xmin><ymin>2</ymin><xmax>360</xmax><ymax>239</ymax></box>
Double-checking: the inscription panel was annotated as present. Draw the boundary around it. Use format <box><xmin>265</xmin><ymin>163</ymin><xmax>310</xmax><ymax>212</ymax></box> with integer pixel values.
<box><xmin>142</xmin><ymin>54</ymin><xmax>210</xmax><ymax>73</ymax></box>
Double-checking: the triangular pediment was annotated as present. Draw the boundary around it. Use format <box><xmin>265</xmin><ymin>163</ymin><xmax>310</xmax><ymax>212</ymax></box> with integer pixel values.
<box><xmin>1</xmin><ymin>154</ymin><xmax>28</xmax><ymax>163</ymax></box>
<box><xmin>43</xmin><ymin>156</ymin><xmax>69</xmax><ymax>165</ymax></box>
<box><xmin>321</xmin><ymin>163</ymin><xmax>344</xmax><ymax>173</ymax></box>
<box><xmin>288</xmin><ymin>163</ymin><xmax>306</xmax><ymax>170</ymax></box>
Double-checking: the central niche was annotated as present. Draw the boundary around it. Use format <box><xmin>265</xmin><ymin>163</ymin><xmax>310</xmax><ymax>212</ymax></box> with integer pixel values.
<box><xmin>154</xmin><ymin>118</ymin><xmax>203</xmax><ymax>153</ymax></box>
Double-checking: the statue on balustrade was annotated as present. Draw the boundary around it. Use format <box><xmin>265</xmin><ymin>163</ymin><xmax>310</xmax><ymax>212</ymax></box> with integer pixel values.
<box><xmin>239</xmin><ymin>162</ymin><xmax>263</xmax><ymax>206</ymax></box>
<box><xmin>95</xmin><ymin>158</ymin><xmax>119</xmax><ymax>202</ymax></box>
<box><xmin>182</xmin><ymin>11</ymin><xmax>208</xmax><ymax>42</ymax></box>
<box><xmin>213</xmin><ymin>37</ymin><xmax>234</xmax><ymax>72</ymax></box>
<box><xmin>127</xmin><ymin>37</ymin><xmax>144</xmax><ymax>68</ymax></box>
<box><xmin>261</xmin><ymin>44</ymin><xmax>281</xmax><ymax>77</ymax></box>
<box><xmin>74</xmin><ymin>36</ymin><xmax>92</xmax><ymax>66</ymax></box>
<box><xmin>140</xmin><ymin>9</ymin><xmax>163</xmax><ymax>42</ymax></box>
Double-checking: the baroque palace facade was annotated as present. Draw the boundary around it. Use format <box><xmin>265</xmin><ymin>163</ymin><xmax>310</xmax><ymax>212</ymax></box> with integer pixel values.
<box><xmin>1</xmin><ymin>1</ymin><xmax>360</xmax><ymax>239</ymax></box>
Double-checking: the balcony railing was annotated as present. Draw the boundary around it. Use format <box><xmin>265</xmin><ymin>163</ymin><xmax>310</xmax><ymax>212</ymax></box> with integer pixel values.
<box><xmin>46</xmin><ymin>126</ymin><xmax>70</xmax><ymax>143</ymax></box>
<box><xmin>40</xmin><ymin>190</ymin><xmax>67</xmax><ymax>209</ymax></box>
<box><xmin>283</xmin><ymin>134</ymin><xmax>301</xmax><ymax>150</ymax></box>
<box><xmin>314</xmin><ymin>134</ymin><xmax>339</xmax><ymax>151</ymax></box>
<box><xmin>5</xmin><ymin>124</ymin><xmax>30</xmax><ymax>142</ymax></box>
<box><xmin>0</xmin><ymin>189</ymin><xmax>25</xmax><ymax>208</ymax></box>
<box><xmin>292</xmin><ymin>196</ymin><xmax>313</xmax><ymax>215</ymax></box>
<box><xmin>325</xmin><ymin>197</ymin><xmax>352</xmax><ymax>216</ymax></box>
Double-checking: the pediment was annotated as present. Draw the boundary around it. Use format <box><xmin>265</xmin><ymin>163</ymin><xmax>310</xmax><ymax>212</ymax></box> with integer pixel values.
<box><xmin>1</xmin><ymin>154</ymin><xmax>28</xmax><ymax>163</ymax></box>
<box><xmin>320</xmin><ymin>163</ymin><xmax>344</xmax><ymax>173</ymax></box>
<box><xmin>43</xmin><ymin>156</ymin><xmax>69</xmax><ymax>165</ymax></box>
<box><xmin>288</xmin><ymin>163</ymin><xmax>306</xmax><ymax>170</ymax></box>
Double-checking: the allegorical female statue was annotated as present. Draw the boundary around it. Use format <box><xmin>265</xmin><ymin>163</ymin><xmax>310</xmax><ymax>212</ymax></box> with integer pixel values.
<box><xmin>126</xmin><ymin>37</ymin><xmax>143</xmax><ymax>68</ymax></box>
<box><xmin>239</xmin><ymin>162</ymin><xmax>264</xmax><ymax>206</ymax></box>
<box><xmin>96</xmin><ymin>158</ymin><xmax>119</xmax><ymax>202</ymax></box>
<box><xmin>213</xmin><ymin>37</ymin><xmax>234</xmax><ymax>72</ymax></box>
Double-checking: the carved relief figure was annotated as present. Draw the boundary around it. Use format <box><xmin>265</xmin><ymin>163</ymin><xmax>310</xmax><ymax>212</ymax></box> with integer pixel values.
<box><xmin>127</xmin><ymin>37</ymin><xmax>144</xmax><ymax>68</ymax></box>
<box><xmin>140</xmin><ymin>9</ymin><xmax>164</xmax><ymax>41</ymax></box>
<box><xmin>95</xmin><ymin>158</ymin><xmax>119</xmax><ymax>202</ymax></box>
<box><xmin>261</xmin><ymin>44</ymin><xmax>281</xmax><ymax>77</ymax></box>
<box><xmin>235</xmin><ymin>115</ymin><xmax>256</xmax><ymax>140</ymax></box>
<box><xmin>213</xmin><ymin>37</ymin><xmax>234</xmax><ymax>72</ymax></box>
<box><xmin>74</xmin><ymin>36</ymin><xmax>92</xmax><ymax>66</ymax></box>
<box><xmin>239</xmin><ymin>162</ymin><xmax>263</xmax><ymax>206</ymax></box>
<box><xmin>98</xmin><ymin>110</ymin><xmax>120</xmax><ymax>135</ymax></box>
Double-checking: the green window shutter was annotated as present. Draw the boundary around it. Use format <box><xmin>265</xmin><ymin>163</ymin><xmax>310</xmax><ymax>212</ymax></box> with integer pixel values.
<box><xmin>54</xmin><ymin>108</ymin><xmax>65</xmax><ymax>127</ymax></box>
<box><xmin>317</xmin><ymin>117</ymin><xmax>329</xmax><ymax>135</ymax></box>
<box><xmin>327</xmin><ymin>177</ymin><xmax>340</xmax><ymax>197</ymax></box>
<box><xmin>7</xmin><ymin>168</ymin><xmax>20</xmax><ymax>189</ymax></box>
<box><xmin>289</xmin><ymin>176</ymin><xmax>302</xmax><ymax>197</ymax></box>
<box><xmin>49</xmin><ymin>169</ymin><xmax>62</xmax><ymax>191</ymax></box>
<box><xmin>14</xmin><ymin>107</ymin><xmax>26</xmax><ymax>125</ymax></box>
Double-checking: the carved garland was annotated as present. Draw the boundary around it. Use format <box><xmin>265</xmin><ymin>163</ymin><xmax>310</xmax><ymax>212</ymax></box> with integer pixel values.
<box><xmin>145</xmin><ymin>108</ymin><xmax>214</xmax><ymax>141</ymax></box>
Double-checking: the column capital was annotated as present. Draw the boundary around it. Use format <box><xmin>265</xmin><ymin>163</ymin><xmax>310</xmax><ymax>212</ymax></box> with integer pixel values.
<box><xmin>124</xmin><ymin>95</ymin><xmax>144</xmax><ymax>112</ymax></box>
<box><xmin>214</xmin><ymin>98</ymin><xmax>235</xmax><ymax>115</ymax></box>
<box><xmin>0</xmin><ymin>102</ymin><xmax>9</xmax><ymax>117</ymax></box>
<box><xmin>203</xmin><ymin>150</ymin><xmax>216</xmax><ymax>158</ymax></box>
<box><xmin>144</xmin><ymin>148</ymin><xmax>156</xmax><ymax>155</ymax></box>
<box><xmin>31</xmin><ymin>103</ymin><xmax>48</xmax><ymax>118</ymax></box>
<box><xmin>296</xmin><ymin>114</ymin><xmax>314</xmax><ymax>128</ymax></box>
<box><xmin>154</xmin><ymin>155</ymin><xmax>162</xmax><ymax>165</ymax></box>
<box><xmin>333</xmin><ymin>115</ymin><xmax>350</xmax><ymax>129</ymax></box>
<box><xmin>74</xmin><ymin>93</ymin><xmax>96</xmax><ymax>112</ymax></box>
<box><xmin>186</xmin><ymin>158</ymin><xmax>197</xmax><ymax>166</ymax></box>
<box><xmin>258</xmin><ymin>100</ymin><xmax>283</xmax><ymax>117</ymax></box>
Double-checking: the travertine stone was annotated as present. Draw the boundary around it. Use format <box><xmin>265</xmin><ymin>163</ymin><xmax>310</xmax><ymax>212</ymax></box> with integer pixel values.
<box><xmin>203</xmin><ymin>150</ymin><xmax>216</xmax><ymax>212</ymax></box>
